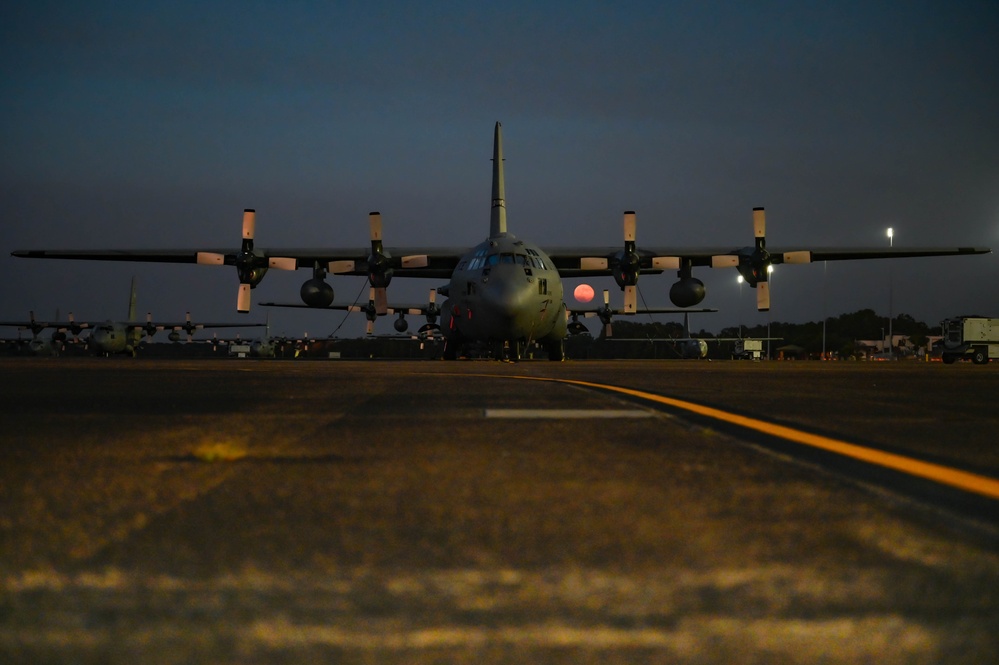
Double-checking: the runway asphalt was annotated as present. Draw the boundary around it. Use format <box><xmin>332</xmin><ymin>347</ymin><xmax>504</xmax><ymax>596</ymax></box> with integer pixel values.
<box><xmin>1</xmin><ymin>357</ymin><xmax>997</xmax><ymax>664</ymax></box>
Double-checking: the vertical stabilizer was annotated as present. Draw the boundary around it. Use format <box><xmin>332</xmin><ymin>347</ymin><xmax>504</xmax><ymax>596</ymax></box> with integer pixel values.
<box><xmin>490</xmin><ymin>122</ymin><xmax>507</xmax><ymax>237</ymax></box>
<box><xmin>128</xmin><ymin>276</ymin><xmax>138</xmax><ymax>321</ymax></box>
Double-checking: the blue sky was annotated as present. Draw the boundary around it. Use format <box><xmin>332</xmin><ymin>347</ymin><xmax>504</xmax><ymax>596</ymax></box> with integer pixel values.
<box><xmin>2</xmin><ymin>1</ymin><xmax>997</xmax><ymax>339</ymax></box>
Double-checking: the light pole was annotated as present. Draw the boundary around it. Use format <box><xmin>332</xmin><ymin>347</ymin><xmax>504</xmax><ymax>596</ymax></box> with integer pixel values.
<box><xmin>887</xmin><ymin>227</ymin><xmax>893</xmax><ymax>360</ymax></box>
<box><xmin>737</xmin><ymin>275</ymin><xmax>744</xmax><ymax>338</ymax></box>
<box><xmin>766</xmin><ymin>265</ymin><xmax>773</xmax><ymax>360</ymax></box>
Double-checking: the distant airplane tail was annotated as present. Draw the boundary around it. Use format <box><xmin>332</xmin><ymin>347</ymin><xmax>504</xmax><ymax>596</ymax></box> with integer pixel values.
<box><xmin>128</xmin><ymin>276</ymin><xmax>138</xmax><ymax>322</ymax></box>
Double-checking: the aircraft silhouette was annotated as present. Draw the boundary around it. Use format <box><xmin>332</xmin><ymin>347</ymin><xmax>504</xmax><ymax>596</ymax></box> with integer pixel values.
<box><xmin>0</xmin><ymin>277</ymin><xmax>264</xmax><ymax>356</ymax></box>
<box><xmin>12</xmin><ymin>123</ymin><xmax>991</xmax><ymax>360</ymax></box>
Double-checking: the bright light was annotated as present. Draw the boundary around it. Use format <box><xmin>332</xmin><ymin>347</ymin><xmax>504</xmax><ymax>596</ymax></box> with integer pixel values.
<box><xmin>737</xmin><ymin>275</ymin><xmax>744</xmax><ymax>284</ymax></box>
<box><xmin>767</xmin><ymin>265</ymin><xmax>774</xmax><ymax>274</ymax></box>
<box><xmin>573</xmin><ymin>283</ymin><xmax>595</xmax><ymax>303</ymax></box>
<box><xmin>887</xmin><ymin>227</ymin><xmax>893</xmax><ymax>239</ymax></box>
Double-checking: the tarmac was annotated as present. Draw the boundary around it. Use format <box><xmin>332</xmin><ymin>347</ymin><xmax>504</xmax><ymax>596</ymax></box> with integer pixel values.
<box><xmin>1</xmin><ymin>357</ymin><xmax>998</xmax><ymax>664</ymax></box>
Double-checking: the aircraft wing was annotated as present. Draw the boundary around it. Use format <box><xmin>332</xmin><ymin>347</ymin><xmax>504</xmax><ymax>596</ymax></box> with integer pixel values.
<box><xmin>0</xmin><ymin>319</ymin><xmax>91</xmax><ymax>336</ymax></box>
<box><xmin>11</xmin><ymin>247</ymin><xmax>466</xmax><ymax>279</ymax></box>
<box><xmin>544</xmin><ymin>245</ymin><xmax>991</xmax><ymax>277</ymax></box>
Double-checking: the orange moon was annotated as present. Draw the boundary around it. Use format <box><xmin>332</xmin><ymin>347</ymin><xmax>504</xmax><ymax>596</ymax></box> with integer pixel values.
<box><xmin>573</xmin><ymin>283</ymin><xmax>595</xmax><ymax>303</ymax></box>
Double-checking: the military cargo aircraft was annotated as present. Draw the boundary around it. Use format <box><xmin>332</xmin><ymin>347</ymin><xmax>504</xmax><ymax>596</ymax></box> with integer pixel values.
<box><xmin>0</xmin><ymin>277</ymin><xmax>264</xmax><ymax>356</ymax></box>
<box><xmin>12</xmin><ymin>123</ymin><xmax>991</xmax><ymax>361</ymax></box>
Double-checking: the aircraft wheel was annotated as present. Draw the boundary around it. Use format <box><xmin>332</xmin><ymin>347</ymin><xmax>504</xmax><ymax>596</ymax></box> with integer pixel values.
<box><xmin>972</xmin><ymin>348</ymin><xmax>988</xmax><ymax>365</ymax></box>
<box><xmin>546</xmin><ymin>340</ymin><xmax>565</xmax><ymax>362</ymax></box>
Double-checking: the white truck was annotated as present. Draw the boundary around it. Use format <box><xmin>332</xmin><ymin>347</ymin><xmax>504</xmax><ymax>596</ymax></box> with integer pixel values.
<box><xmin>939</xmin><ymin>317</ymin><xmax>999</xmax><ymax>365</ymax></box>
<box><xmin>734</xmin><ymin>338</ymin><xmax>764</xmax><ymax>360</ymax></box>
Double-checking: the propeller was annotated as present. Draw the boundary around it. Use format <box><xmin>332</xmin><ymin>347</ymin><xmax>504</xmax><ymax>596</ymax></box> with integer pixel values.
<box><xmin>196</xmin><ymin>209</ymin><xmax>298</xmax><ymax>313</ymax></box>
<box><xmin>710</xmin><ymin>207</ymin><xmax>799</xmax><ymax>312</ymax></box>
<box><xmin>365</xmin><ymin>212</ymin><xmax>430</xmax><ymax>315</ymax></box>
<box><xmin>26</xmin><ymin>311</ymin><xmax>45</xmax><ymax>337</ymax></box>
<box><xmin>597</xmin><ymin>289</ymin><xmax>614</xmax><ymax>337</ymax></box>
<box><xmin>417</xmin><ymin>289</ymin><xmax>441</xmax><ymax>339</ymax></box>
<box><xmin>348</xmin><ymin>287</ymin><xmax>379</xmax><ymax>335</ymax></box>
<box><xmin>582</xmin><ymin>212</ymin><xmax>681</xmax><ymax>313</ymax></box>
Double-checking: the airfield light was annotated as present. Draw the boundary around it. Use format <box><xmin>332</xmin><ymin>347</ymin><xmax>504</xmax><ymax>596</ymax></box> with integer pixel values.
<box><xmin>887</xmin><ymin>227</ymin><xmax>894</xmax><ymax>246</ymax></box>
<box><xmin>767</xmin><ymin>264</ymin><xmax>774</xmax><ymax>274</ymax></box>
<box><xmin>737</xmin><ymin>275</ymin><xmax>744</xmax><ymax>284</ymax></box>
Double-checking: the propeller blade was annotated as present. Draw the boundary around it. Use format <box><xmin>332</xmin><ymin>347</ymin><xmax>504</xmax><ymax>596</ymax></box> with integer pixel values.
<box><xmin>268</xmin><ymin>257</ymin><xmax>297</xmax><ymax>270</ymax></box>
<box><xmin>623</xmin><ymin>211</ymin><xmax>636</xmax><ymax>243</ymax></box>
<box><xmin>196</xmin><ymin>252</ymin><xmax>225</xmax><ymax>265</ymax></box>
<box><xmin>652</xmin><ymin>256</ymin><xmax>681</xmax><ymax>270</ymax></box>
<box><xmin>328</xmin><ymin>260</ymin><xmax>355</xmax><ymax>274</ymax></box>
<box><xmin>366</xmin><ymin>319</ymin><xmax>375</xmax><ymax>335</ymax></box>
<box><xmin>237</xmin><ymin>284</ymin><xmax>252</xmax><ymax>313</ymax></box>
<box><xmin>783</xmin><ymin>251</ymin><xmax>812</xmax><ymax>264</ymax></box>
<box><xmin>753</xmin><ymin>207</ymin><xmax>766</xmax><ymax>241</ymax></box>
<box><xmin>711</xmin><ymin>255</ymin><xmax>739</xmax><ymax>268</ymax></box>
<box><xmin>580</xmin><ymin>257</ymin><xmax>608</xmax><ymax>270</ymax></box>
<box><xmin>373</xmin><ymin>287</ymin><xmax>388</xmax><ymax>315</ymax></box>
<box><xmin>624</xmin><ymin>285</ymin><xmax>637</xmax><ymax>314</ymax></box>
<box><xmin>401</xmin><ymin>255</ymin><xmax>429</xmax><ymax>268</ymax></box>
<box><xmin>757</xmin><ymin>281</ymin><xmax>771</xmax><ymax>311</ymax></box>
<box><xmin>242</xmin><ymin>209</ymin><xmax>256</xmax><ymax>241</ymax></box>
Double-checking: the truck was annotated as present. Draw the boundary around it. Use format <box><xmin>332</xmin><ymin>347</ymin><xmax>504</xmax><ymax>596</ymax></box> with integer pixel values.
<box><xmin>939</xmin><ymin>317</ymin><xmax>999</xmax><ymax>365</ymax></box>
<box><xmin>734</xmin><ymin>338</ymin><xmax>764</xmax><ymax>360</ymax></box>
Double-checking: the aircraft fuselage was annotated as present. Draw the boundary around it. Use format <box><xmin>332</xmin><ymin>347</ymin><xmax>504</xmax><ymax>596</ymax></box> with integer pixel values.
<box><xmin>89</xmin><ymin>321</ymin><xmax>142</xmax><ymax>356</ymax></box>
<box><xmin>441</xmin><ymin>232</ymin><xmax>567</xmax><ymax>358</ymax></box>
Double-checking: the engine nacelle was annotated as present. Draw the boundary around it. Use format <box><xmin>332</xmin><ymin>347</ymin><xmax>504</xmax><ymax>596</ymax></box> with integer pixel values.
<box><xmin>394</xmin><ymin>315</ymin><xmax>409</xmax><ymax>333</ymax></box>
<box><xmin>168</xmin><ymin>330</ymin><xmax>181</xmax><ymax>343</ymax></box>
<box><xmin>669</xmin><ymin>277</ymin><xmax>706</xmax><ymax>308</ymax></box>
<box><xmin>300</xmin><ymin>278</ymin><xmax>334</xmax><ymax>308</ymax></box>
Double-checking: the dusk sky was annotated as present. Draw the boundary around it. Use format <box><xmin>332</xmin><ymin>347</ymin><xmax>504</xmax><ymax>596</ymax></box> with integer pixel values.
<box><xmin>3</xmin><ymin>2</ymin><xmax>997</xmax><ymax>340</ymax></box>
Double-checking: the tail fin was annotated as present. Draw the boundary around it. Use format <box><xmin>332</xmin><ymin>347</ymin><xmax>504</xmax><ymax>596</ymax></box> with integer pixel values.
<box><xmin>128</xmin><ymin>276</ymin><xmax>138</xmax><ymax>321</ymax></box>
<box><xmin>490</xmin><ymin>122</ymin><xmax>507</xmax><ymax>237</ymax></box>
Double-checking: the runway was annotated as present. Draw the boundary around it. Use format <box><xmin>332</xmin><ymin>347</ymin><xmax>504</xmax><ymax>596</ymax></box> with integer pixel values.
<box><xmin>2</xmin><ymin>358</ymin><xmax>998</xmax><ymax>663</ymax></box>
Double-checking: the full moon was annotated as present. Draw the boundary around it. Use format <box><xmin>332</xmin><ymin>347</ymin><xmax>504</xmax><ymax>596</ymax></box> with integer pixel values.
<box><xmin>573</xmin><ymin>283</ymin><xmax>595</xmax><ymax>303</ymax></box>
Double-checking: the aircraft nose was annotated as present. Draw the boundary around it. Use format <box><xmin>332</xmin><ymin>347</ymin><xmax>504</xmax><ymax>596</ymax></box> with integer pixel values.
<box><xmin>480</xmin><ymin>271</ymin><xmax>533</xmax><ymax>320</ymax></box>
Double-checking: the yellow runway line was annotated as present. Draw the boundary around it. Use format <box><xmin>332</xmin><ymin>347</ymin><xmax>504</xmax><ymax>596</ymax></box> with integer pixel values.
<box><xmin>506</xmin><ymin>374</ymin><xmax>999</xmax><ymax>501</ymax></box>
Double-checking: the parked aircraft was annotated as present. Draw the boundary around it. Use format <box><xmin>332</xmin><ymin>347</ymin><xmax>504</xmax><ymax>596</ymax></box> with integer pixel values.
<box><xmin>12</xmin><ymin>123</ymin><xmax>991</xmax><ymax>360</ymax></box>
<box><xmin>608</xmin><ymin>312</ymin><xmax>780</xmax><ymax>359</ymax></box>
<box><xmin>0</xmin><ymin>277</ymin><xmax>264</xmax><ymax>356</ymax></box>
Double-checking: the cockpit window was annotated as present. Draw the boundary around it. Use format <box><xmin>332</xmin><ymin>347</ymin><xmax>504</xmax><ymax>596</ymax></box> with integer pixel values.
<box><xmin>500</xmin><ymin>253</ymin><xmax>515</xmax><ymax>264</ymax></box>
<box><xmin>486</xmin><ymin>254</ymin><xmax>499</xmax><ymax>266</ymax></box>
